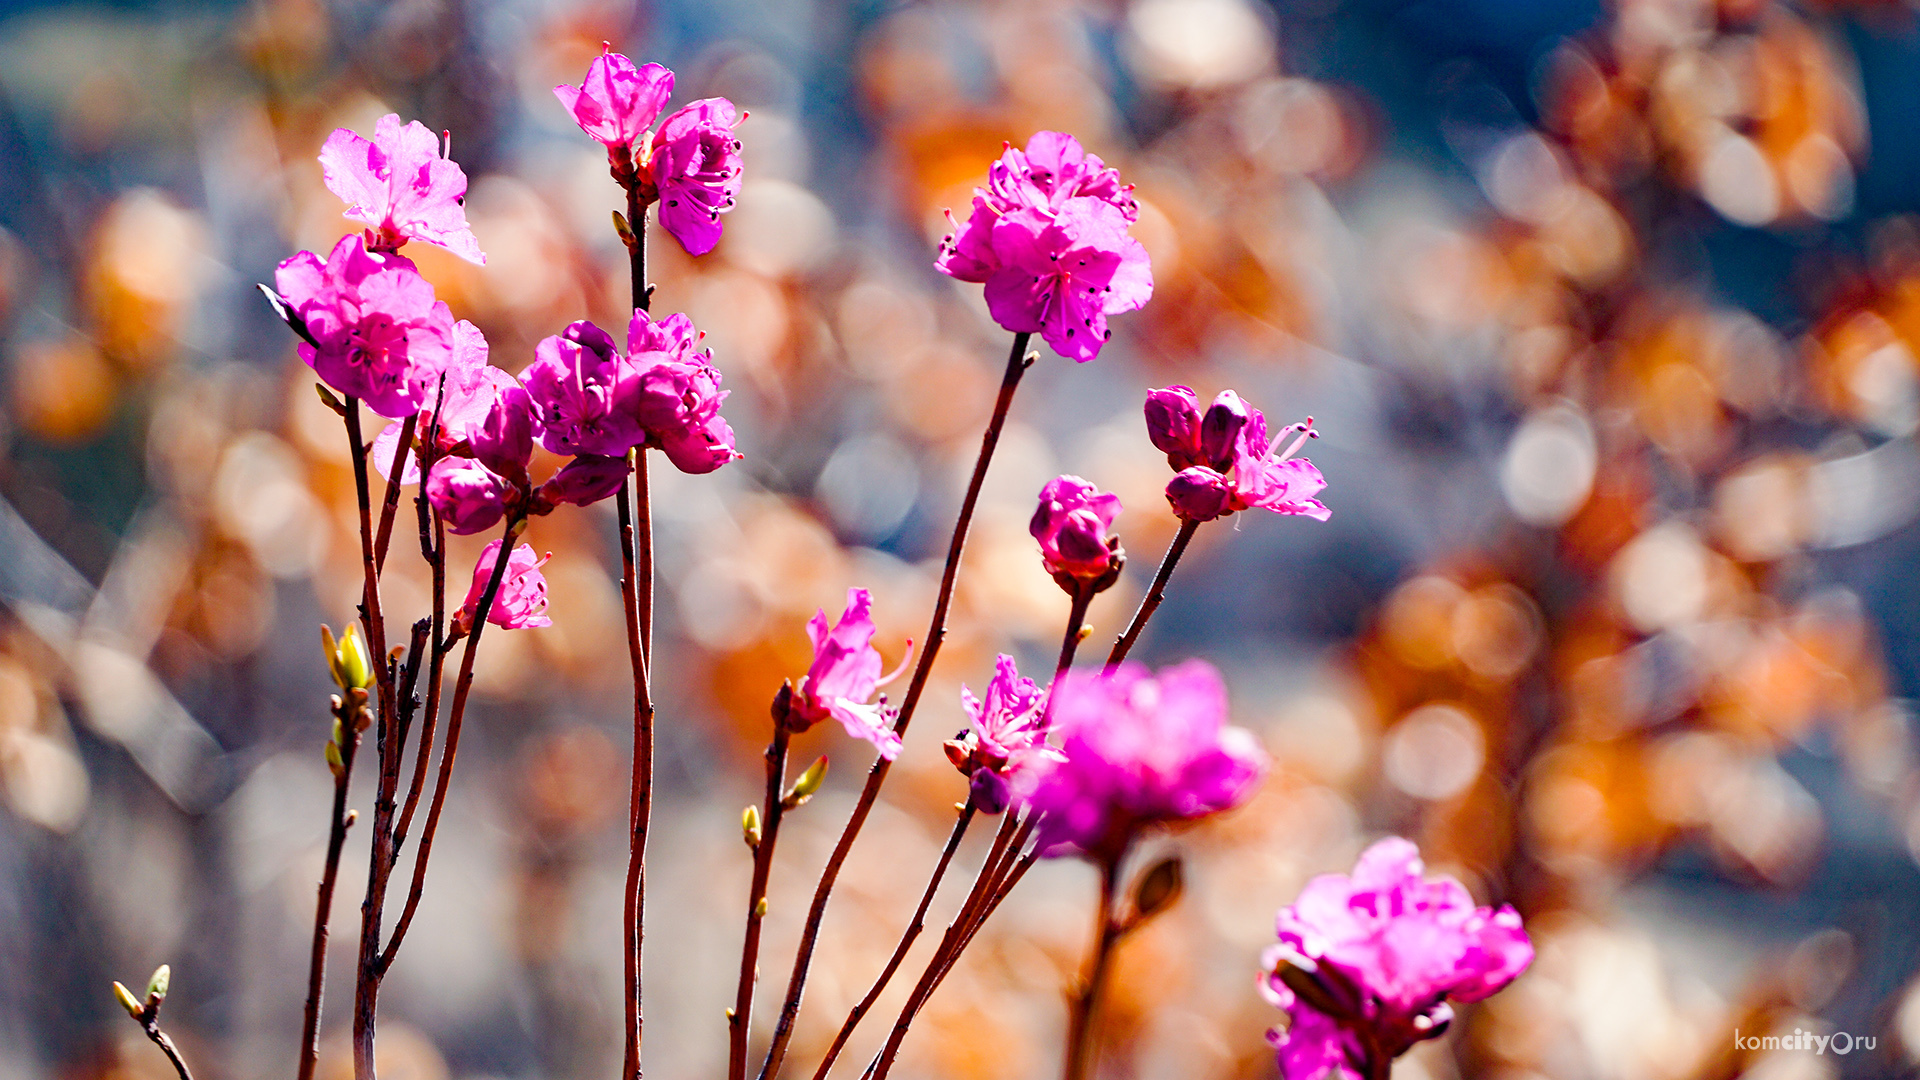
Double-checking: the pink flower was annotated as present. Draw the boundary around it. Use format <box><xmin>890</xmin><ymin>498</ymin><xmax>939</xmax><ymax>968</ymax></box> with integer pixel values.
<box><xmin>1148</xmin><ymin>388</ymin><xmax>1330</xmax><ymax>524</ymax></box>
<box><xmin>649</xmin><ymin>98</ymin><xmax>745</xmax><ymax>256</ymax></box>
<box><xmin>789</xmin><ymin>588</ymin><xmax>913</xmax><ymax>760</ymax></box>
<box><xmin>373</xmin><ymin>322</ymin><xmax>535</xmax><ymax>484</ymax></box>
<box><xmin>426</xmin><ymin>457</ymin><xmax>515</xmax><ymax>536</ymax></box>
<box><xmin>274</xmin><ymin>234</ymin><xmax>455</xmax><ymax>419</ymax></box>
<box><xmin>458</xmin><ymin>539</ymin><xmax>552</xmax><ymax>631</ymax></box>
<box><xmin>534</xmin><ymin>454</ymin><xmax>630</xmax><ymax>511</ymax></box>
<box><xmin>627</xmin><ymin>310</ymin><xmax>742</xmax><ymax>474</ymax></box>
<box><xmin>554</xmin><ymin>52</ymin><xmax>743</xmax><ymax>256</ymax></box>
<box><xmin>554</xmin><ymin>51</ymin><xmax>675</xmax><ymax>152</ymax></box>
<box><xmin>943</xmin><ymin>654</ymin><xmax>1060</xmax><ymax>813</ymax></box>
<box><xmin>936</xmin><ymin>132</ymin><xmax>1151</xmax><ymax>362</ymax></box>
<box><xmin>1260</xmin><ymin>838</ymin><xmax>1534</xmax><ymax>1079</ymax></box>
<box><xmin>1030</xmin><ymin>475</ymin><xmax>1122</xmax><ymax>582</ymax></box>
<box><xmin>523</xmin><ymin>320</ymin><xmax>648</xmax><ymax>458</ymax></box>
<box><xmin>1017</xmin><ymin>660</ymin><xmax>1267</xmax><ymax>860</ymax></box>
<box><xmin>319</xmin><ymin>114</ymin><xmax>484</xmax><ymax>265</ymax></box>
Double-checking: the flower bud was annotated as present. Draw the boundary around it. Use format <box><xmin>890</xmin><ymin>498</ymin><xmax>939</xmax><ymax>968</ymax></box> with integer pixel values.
<box><xmin>1144</xmin><ymin>386</ymin><xmax>1204</xmax><ymax>468</ymax></box>
<box><xmin>322</xmin><ymin>624</ymin><xmax>374</xmax><ymax>690</ymax></box>
<box><xmin>742</xmin><ymin>804</ymin><xmax>762</xmax><ymax>848</ymax></box>
<box><xmin>113</xmin><ymin>981</ymin><xmax>144</xmax><ymax>1019</ymax></box>
<box><xmin>1165</xmin><ymin>467</ymin><xmax>1234</xmax><ymax>523</ymax></box>
<box><xmin>534</xmin><ymin>453</ymin><xmax>629</xmax><ymax>513</ymax></box>
<box><xmin>1199</xmin><ymin>390</ymin><xmax>1250</xmax><ymax>470</ymax></box>
<box><xmin>325</xmin><ymin>739</ymin><xmax>346</xmax><ymax>777</ymax></box>
<box><xmin>145</xmin><ymin>965</ymin><xmax>170</xmax><ymax>1003</ymax></box>
<box><xmin>1131</xmin><ymin>856</ymin><xmax>1183</xmax><ymax>922</ymax></box>
<box><xmin>782</xmin><ymin>756</ymin><xmax>829</xmax><ymax>810</ymax></box>
<box><xmin>1031</xmin><ymin>475</ymin><xmax>1123</xmax><ymax>583</ymax></box>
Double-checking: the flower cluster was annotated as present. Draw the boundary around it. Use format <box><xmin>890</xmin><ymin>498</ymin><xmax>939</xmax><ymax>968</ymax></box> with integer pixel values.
<box><xmin>556</xmin><ymin>51</ymin><xmax>744</xmax><ymax>255</ymax></box>
<box><xmin>274</xmin><ymin>235</ymin><xmax>456</xmax><ymax>420</ymax></box>
<box><xmin>1017</xmin><ymin>660</ymin><xmax>1268</xmax><ymax>860</ymax></box>
<box><xmin>1261</xmin><ymin>838</ymin><xmax>1533</xmax><ymax>1079</ymax></box>
<box><xmin>1146</xmin><ymin>386</ymin><xmax>1331</xmax><ymax>523</ymax></box>
<box><xmin>936</xmin><ymin>132</ymin><xmax>1153</xmax><ymax>363</ymax></box>
<box><xmin>783</xmin><ymin>588</ymin><xmax>913</xmax><ymax>759</ymax></box>
<box><xmin>943</xmin><ymin>654</ymin><xmax>1059</xmax><ymax>813</ymax></box>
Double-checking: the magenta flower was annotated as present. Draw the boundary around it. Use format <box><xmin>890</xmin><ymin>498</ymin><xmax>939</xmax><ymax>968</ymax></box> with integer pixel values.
<box><xmin>554</xmin><ymin>51</ymin><xmax>675</xmax><ymax>153</ymax></box>
<box><xmin>936</xmin><ymin>132</ymin><xmax>1151</xmax><ymax>362</ymax></box>
<box><xmin>943</xmin><ymin>654</ymin><xmax>1060</xmax><ymax>813</ymax></box>
<box><xmin>1017</xmin><ymin>660</ymin><xmax>1267</xmax><ymax>861</ymax></box>
<box><xmin>274</xmin><ymin>234</ymin><xmax>455</xmax><ymax>420</ymax></box>
<box><xmin>426</xmin><ymin>457</ymin><xmax>516</xmax><ymax>536</ymax></box>
<box><xmin>555</xmin><ymin>53</ymin><xmax>743</xmax><ymax>256</ymax></box>
<box><xmin>319</xmin><ymin>114</ymin><xmax>484</xmax><ymax>265</ymax></box>
<box><xmin>788</xmin><ymin>588</ymin><xmax>913</xmax><ymax>760</ymax></box>
<box><xmin>1030</xmin><ymin>475</ymin><xmax>1123</xmax><ymax>583</ymax></box>
<box><xmin>373</xmin><ymin>322</ymin><xmax>535</xmax><ymax>484</ymax></box>
<box><xmin>534</xmin><ymin>454</ymin><xmax>630</xmax><ymax>512</ymax></box>
<box><xmin>523</xmin><ymin>320</ymin><xmax>648</xmax><ymax>459</ymax></box>
<box><xmin>1145</xmin><ymin>387</ymin><xmax>1330</xmax><ymax>524</ymax></box>
<box><xmin>457</xmin><ymin>540</ymin><xmax>552</xmax><ymax>632</ymax></box>
<box><xmin>627</xmin><ymin>310</ymin><xmax>742</xmax><ymax>474</ymax></box>
<box><xmin>648</xmin><ymin>99</ymin><xmax>745</xmax><ymax>256</ymax></box>
<box><xmin>1261</xmin><ymin>838</ymin><xmax>1533</xmax><ymax>1080</ymax></box>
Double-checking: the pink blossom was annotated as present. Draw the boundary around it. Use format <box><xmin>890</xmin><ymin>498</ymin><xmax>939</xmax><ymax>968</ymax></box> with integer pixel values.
<box><xmin>458</xmin><ymin>540</ymin><xmax>551</xmax><ymax>631</ymax></box>
<box><xmin>1147</xmin><ymin>387</ymin><xmax>1330</xmax><ymax>524</ymax></box>
<box><xmin>937</xmin><ymin>132</ymin><xmax>1150</xmax><ymax>362</ymax></box>
<box><xmin>319</xmin><ymin>114</ymin><xmax>484</xmax><ymax>265</ymax></box>
<box><xmin>553</xmin><ymin>51</ymin><xmax>675</xmax><ymax>152</ymax></box>
<box><xmin>534</xmin><ymin>454</ymin><xmax>630</xmax><ymax>511</ymax></box>
<box><xmin>274</xmin><ymin>234</ymin><xmax>455</xmax><ymax>419</ymax></box>
<box><xmin>425</xmin><ymin>457</ymin><xmax>515</xmax><ymax>536</ymax></box>
<box><xmin>373</xmin><ymin>322</ymin><xmax>535</xmax><ymax>484</ymax></box>
<box><xmin>627</xmin><ymin>310</ymin><xmax>742</xmax><ymax>474</ymax></box>
<box><xmin>649</xmin><ymin>99</ymin><xmax>744</xmax><ymax>256</ymax></box>
<box><xmin>943</xmin><ymin>654</ymin><xmax>1060</xmax><ymax>813</ymax></box>
<box><xmin>789</xmin><ymin>588</ymin><xmax>913</xmax><ymax>760</ymax></box>
<box><xmin>523</xmin><ymin>320</ymin><xmax>648</xmax><ymax>458</ymax></box>
<box><xmin>1260</xmin><ymin>838</ymin><xmax>1533</xmax><ymax>1079</ymax></box>
<box><xmin>1030</xmin><ymin>475</ymin><xmax>1122</xmax><ymax>582</ymax></box>
<box><xmin>1018</xmin><ymin>660</ymin><xmax>1267</xmax><ymax>860</ymax></box>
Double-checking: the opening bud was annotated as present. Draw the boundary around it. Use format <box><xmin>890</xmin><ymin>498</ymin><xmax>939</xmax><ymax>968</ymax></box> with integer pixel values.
<box><xmin>113</xmin><ymin>981</ymin><xmax>143</xmax><ymax>1019</ymax></box>
<box><xmin>782</xmin><ymin>756</ymin><xmax>829</xmax><ymax>810</ymax></box>
<box><xmin>323</xmin><ymin>624</ymin><xmax>374</xmax><ymax>691</ymax></box>
<box><xmin>145</xmin><ymin>965</ymin><xmax>170</xmax><ymax>1003</ymax></box>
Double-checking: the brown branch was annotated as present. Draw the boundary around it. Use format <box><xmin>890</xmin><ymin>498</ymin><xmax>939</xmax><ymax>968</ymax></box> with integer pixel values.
<box><xmin>120</xmin><ymin>990</ymin><xmax>195</xmax><ymax>1080</ymax></box>
<box><xmin>1061</xmin><ymin>857</ymin><xmax>1124</xmax><ymax>1080</ymax></box>
<box><xmin>298</xmin><ymin>700</ymin><xmax>363</xmax><ymax>1080</ymax></box>
<box><xmin>809</xmin><ymin>800</ymin><xmax>976</xmax><ymax>1080</ymax></box>
<box><xmin>618</xmin><ymin>459</ymin><xmax>658</xmax><ymax>1080</ymax></box>
<box><xmin>756</xmin><ymin>331</ymin><xmax>1033</xmax><ymax>1080</ymax></box>
<box><xmin>1105</xmin><ymin>519</ymin><xmax>1200</xmax><ymax>670</ymax></box>
<box><xmin>372</xmin><ymin>413</ymin><xmax>416</xmax><ymax>575</ymax></box>
<box><xmin>729</xmin><ymin>722</ymin><xmax>792</xmax><ymax>1080</ymax></box>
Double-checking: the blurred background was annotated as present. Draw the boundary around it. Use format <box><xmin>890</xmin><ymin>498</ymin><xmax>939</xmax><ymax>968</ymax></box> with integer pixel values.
<box><xmin>3</xmin><ymin>0</ymin><xmax>1920</xmax><ymax>1077</ymax></box>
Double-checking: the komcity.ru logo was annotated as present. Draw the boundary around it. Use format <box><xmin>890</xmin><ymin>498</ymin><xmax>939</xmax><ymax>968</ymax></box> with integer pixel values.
<box><xmin>1734</xmin><ymin>1029</ymin><xmax>1876</xmax><ymax>1055</ymax></box>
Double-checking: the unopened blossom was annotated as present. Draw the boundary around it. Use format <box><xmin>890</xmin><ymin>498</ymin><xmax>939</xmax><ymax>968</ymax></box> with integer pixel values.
<box><xmin>373</xmin><ymin>322</ymin><xmax>534</xmax><ymax>484</ymax></box>
<box><xmin>944</xmin><ymin>654</ymin><xmax>1059</xmax><ymax>813</ymax></box>
<box><xmin>627</xmin><ymin>310</ymin><xmax>741</xmax><ymax>473</ymax></box>
<box><xmin>1018</xmin><ymin>660</ymin><xmax>1267</xmax><ymax>860</ymax></box>
<box><xmin>274</xmin><ymin>234</ymin><xmax>455</xmax><ymax>419</ymax></box>
<box><xmin>458</xmin><ymin>540</ymin><xmax>551</xmax><ymax>631</ymax></box>
<box><xmin>555</xmin><ymin>52</ymin><xmax>743</xmax><ymax>256</ymax></box>
<box><xmin>936</xmin><ymin>132</ymin><xmax>1151</xmax><ymax>362</ymax></box>
<box><xmin>426</xmin><ymin>457</ymin><xmax>515</xmax><ymax>536</ymax></box>
<box><xmin>648</xmin><ymin>98</ymin><xmax>745</xmax><ymax>256</ymax></box>
<box><xmin>1261</xmin><ymin>837</ymin><xmax>1533</xmax><ymax>1079</ymax></box>
<box><xmin>554</xmin><ymin>51</ymin><xmax>675</xmax><ymax>153</ymax></box>
<box><xmin>534</xmin><ymin>454</ymin><xmax>630</xmax><ymax>512</ymax></box>
<box><xmin>523</xmin><ymin>320</ymin><xmax>647</xmax><ymax>458</ymax></box>
<box><xmin>1030</xmin><ymin>475</ymin><xmax>1123</xmax><ymax>584</ymax></box>
<box><xmin>319</xmin><ymin>114</ymin><xmax>485</xmax><ymax>265</ymax></box>
<box><xmin>788</xmin><ymin>588</ymin><xmax>912</xmax><ymax>760</ymax></box>
<box><xmin>1144</xmin><ymin>387</ymin><xmax>1330</xmax><ymax>524</ymax></box>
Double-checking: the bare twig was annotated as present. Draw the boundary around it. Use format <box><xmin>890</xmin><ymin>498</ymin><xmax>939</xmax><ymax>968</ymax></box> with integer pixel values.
<box><xmin>729</xmin><ymin>722</ymin><xmax>792</xmax><ymax>1080</ymax></box>
<box><xmin>1106</xmin><ymin>519</ymin><xmax>1200</xmax><ymax>670</ymax></box>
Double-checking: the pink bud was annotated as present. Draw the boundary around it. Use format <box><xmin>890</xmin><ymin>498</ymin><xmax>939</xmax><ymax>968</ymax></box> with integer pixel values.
<box><xmin>1144</xmin><ymin>385</ymin><xmax>1204</xmax><ymax>467</ymax></box>
<box><xmin>426</xmin><ymin>457</ymin><xmax>514</xmax><ymax>535</ymax></box>
<box><xmin>1200</xmin><ymin>390</ymin><xmax>1251</xmax><ymax>469</ymax></box>
<box><xmin>1165</xmin><ymin>466</ymin><xmax>1233</xmax><ymax>523</ymax></box>
<box><xmin>1030</xmin><ymin>475</ymin><xmax>1123</xmax><ymax>580</ymax></box>
<box><xmin>535</xmin><ymin>454</ymin><xmax>629</xmax><ymax>511</ymax></box>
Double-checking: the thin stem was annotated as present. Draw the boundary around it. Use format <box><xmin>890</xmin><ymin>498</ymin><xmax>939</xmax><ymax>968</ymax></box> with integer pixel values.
<box><xmin>756</xmin><ymin>331</ymin><xmax>1032</xmax><ymax>1080</ymax></box>
<box><xmin>345</xmin><ymin>397</ymin><xmax>401</xmax><ymax>1080</ymax></box>
<box><xmin>391</xmin><ymin>517</ymin><xmax>446</xmax><ymax>854</ymax></box>
<box><xmin>1105</xmin><ymin>520</ymin><xmax>1200</xmax><ymax>670</ymax></box>
<box><xmin>134</xmin><ymin>1010</ymin><xmax>196</xmax><ymax>1080</ymax></box>
<box><xmin>729</xmin><ymin>724</ymin><xmax>792</xmax><ymax>1080</ymax></box>
<box><xmin>1061</xmin><ymin>857</ymin><xmax>1124</xmax><ymax>1080</ymax></box>
<box><xmin>618</xmin><ymin>462</ymin><xmax>658</xmax><ymax>1080</ymax></box>
<box><xmin>298</xmin><ymin>707</ymin><xmax>361</xmax><ymax>1080</ymax></box>
<box><xmin>379</xmin><ymin>517</ymin><xmax>524</xmax><ymax>971</ymax></box>
<box><xmin>372</xmin><ymin>413</ymin><xmax>416</xmax><ymax>575</ymax></box>
<box><xmin>809</xmin><ymin>800</ymin><xmax>977</xmax><ymax>1080</ymax></box>
<box><xmin>626</xmin><ymin>185</ymin><xmax>651</xmax><ymax>314</ymax></box>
